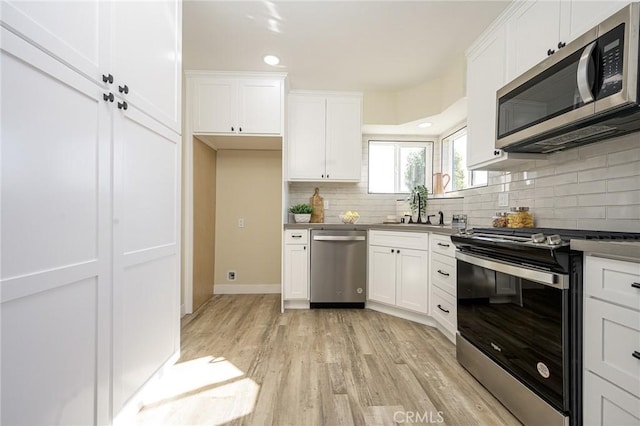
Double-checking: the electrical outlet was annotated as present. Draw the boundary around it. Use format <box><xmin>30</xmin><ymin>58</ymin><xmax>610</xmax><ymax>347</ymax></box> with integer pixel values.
<box><xmin>227</xmin><ymin>270</ymin><xmax>236</xmax><ymax>281</ymax></box>
<box><xmin>498</xmin><ymin>193</ymin><xmax>509</xmax><ymax>207</ymax></box>
<box><xmin>238</xmin><ymin>218</ymin><xmax>245</xmax><ymax>228</ymax></box>
<box><xmin>324</xmin><ymin>200</ymin><xmax>329</xmax><ymax>209</ymax></box>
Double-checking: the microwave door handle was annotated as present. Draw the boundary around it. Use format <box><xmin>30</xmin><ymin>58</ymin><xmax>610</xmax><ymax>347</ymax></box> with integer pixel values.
<box><xmin>577</xmin><ymin>41</ymin><xmax>597</xmax><ymax>103</ymax></box>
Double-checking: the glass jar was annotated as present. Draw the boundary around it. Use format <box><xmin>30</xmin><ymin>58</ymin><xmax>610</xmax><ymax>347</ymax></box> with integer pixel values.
<box><xmin>507</xmin><ymin>207</ymin><xmax>534</xmax><ymax>228</ymax></box>
<box><xmin>492</xmin><ymin>211</ymin><xmax>509</xmax><ymax>228</ymax></box>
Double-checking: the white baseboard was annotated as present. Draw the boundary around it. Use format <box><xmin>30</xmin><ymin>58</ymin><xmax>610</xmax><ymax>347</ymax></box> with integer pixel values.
<box><xmin>283</xmin><ymin>299</ymin><xmax>310</xmax><ymax>309</ymax></box>
<box><xmin>213</xmin><ymin>283</ymin><xmax>281</xmax><ymax>295</ymax></box>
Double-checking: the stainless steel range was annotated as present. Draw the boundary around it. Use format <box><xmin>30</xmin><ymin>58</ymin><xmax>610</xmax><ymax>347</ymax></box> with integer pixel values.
<box><xmin>451</xmin><ymin>227</ymin><xmax>640</xmax><ymax>426</ymax></box>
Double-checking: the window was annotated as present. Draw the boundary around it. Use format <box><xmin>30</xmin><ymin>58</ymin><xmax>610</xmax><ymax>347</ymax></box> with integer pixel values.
<box><xmin>368</xmin><ymin>140</ymin><xmax>434</xmax><ymax>193</ymax></box>
<box><xmin>441</xmin><ymin>128</ymin><xmax>487</xmax><ymax>192</ymax></box>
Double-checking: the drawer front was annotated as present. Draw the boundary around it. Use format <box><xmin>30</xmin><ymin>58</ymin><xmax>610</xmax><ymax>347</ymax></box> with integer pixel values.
<box><xmin>585</xmin><ymin>255</ymin><xmax>640</xmax><ymax>312</ymax></box>
<box><xmin>369</xmin><ymin>230</ymin><xmax>428</xmax><ymax>251</ymax></box>
<box><xmin>284</xmin><ymin>229</ymin><xmax>308</xmax><ymax>244</ymax></box>
<box><xmin>431</xmin><ymin>285</ymin><xmax>457</xmax><ymax>335</ymax></box>
<box><xmin>431</xmin><ymin>254</ymin><xmax>456</xmax><ymax>297</ymax></box>
<box><xmin>584</xmin><ymin>372</ymin><xmax>640</xmax><ymax>426</ymax></box>
<box><xmin>430</xmin><ymin>234</ymin><xmax>455</xmax><ymax>258</ymax></box>
<box><xmin>585</xmin><ymin>298</ymin><xmax>640</xmax><ymax>398</ymax></box>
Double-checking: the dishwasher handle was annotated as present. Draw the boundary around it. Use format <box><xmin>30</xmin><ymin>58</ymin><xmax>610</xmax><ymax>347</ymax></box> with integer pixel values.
<box><xmin>313</xmin><ymin>235</ymin><xmax>366</xmax><ymax>241</ymax></box>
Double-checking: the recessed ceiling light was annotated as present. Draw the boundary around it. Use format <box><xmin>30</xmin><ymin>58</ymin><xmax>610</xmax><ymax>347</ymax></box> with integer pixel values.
<box><xmin>263</xmin><ymin>55</ymin><xmax>280</xmax><ymax>66</ymax></box>
<box><xmin>418</xmin><ymin>122</ymin><xmax>432</xmax><ymax>128</ymax></box>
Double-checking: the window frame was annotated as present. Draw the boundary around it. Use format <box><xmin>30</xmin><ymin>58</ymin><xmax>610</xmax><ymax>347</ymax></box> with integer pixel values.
<box><xmin>441</xmin><ymin>127</ymin><xmax>488</xmax><ymax>192</ymax></box>
<box><xmin>367</xmin><ymin>139</ymin><xmax>434</xmax><ymax>194</ymax></box>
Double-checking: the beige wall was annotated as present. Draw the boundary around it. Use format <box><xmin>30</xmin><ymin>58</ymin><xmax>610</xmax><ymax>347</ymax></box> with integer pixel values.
<box><xmin>215</xmin><ymin>150</ymin><xmax>282</xmax><ymax>286</ymax></box>
<box><xmin>363</xmin><ymin>55</ymin><xmax>467</xmax><ymax>125</ymax></box>
<box><xmin>193</xmin><ymin>139</ymin><xmax>217</xmax><ymax>310</ymax></box>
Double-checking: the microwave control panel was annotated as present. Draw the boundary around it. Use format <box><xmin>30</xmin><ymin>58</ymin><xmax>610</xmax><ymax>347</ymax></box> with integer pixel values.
<box><xmin>598</xmin><ymin>23</ymin><xmax>625</xmax><ymax>99</ymax></box>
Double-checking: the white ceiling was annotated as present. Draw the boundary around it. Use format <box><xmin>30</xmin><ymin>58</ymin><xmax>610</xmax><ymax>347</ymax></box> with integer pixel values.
<box><xmin>183</xmin><ymin>1</ymin><xmax>511</xmax><ymax>92</ymax></box>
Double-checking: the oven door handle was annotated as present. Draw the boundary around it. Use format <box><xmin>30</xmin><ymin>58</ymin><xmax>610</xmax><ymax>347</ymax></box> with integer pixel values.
<box><xmin>455</xmin><ymin>251</ymin><xmax>569</xmax><ymax>289</ymax></box>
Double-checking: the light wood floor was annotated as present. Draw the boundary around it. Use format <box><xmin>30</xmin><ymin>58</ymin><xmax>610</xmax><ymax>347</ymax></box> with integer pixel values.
<box><xmin>134</xmin><ymin>294</ymin><xmax>520</xmax><ymax>425</ymax></box>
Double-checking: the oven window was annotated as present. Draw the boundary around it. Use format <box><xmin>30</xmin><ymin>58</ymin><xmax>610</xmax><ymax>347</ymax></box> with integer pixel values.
<box><xmin>457</xmin><ymin>260</ymin><xmax>568</xmax><ymax>411</ymax></box>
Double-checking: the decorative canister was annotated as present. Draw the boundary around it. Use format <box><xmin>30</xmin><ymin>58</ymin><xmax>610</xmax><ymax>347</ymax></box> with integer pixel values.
<box><xmin>507</xmin><ymin>207</ymin><xmax>534</xmax><ymax>228</ymax></box>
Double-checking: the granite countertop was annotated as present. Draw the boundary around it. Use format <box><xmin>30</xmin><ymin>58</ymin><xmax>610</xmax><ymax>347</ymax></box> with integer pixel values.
<box><xmin>284</xmin><ymin>222</ymin><xmax>453</xmax><ymax>236</ymax></box>
<box><xmin>570</xmin><ymin>239</ymin><xmax>640</xmax><ymax>261</ymax></box>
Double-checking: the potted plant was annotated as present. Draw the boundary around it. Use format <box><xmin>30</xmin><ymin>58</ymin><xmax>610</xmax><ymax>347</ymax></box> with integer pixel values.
<box><xmin>408</xmin><ymin>185</ymin><xmax>428</xmax><ymax>220</ymax></box>
<box><xmin>289</xmin><ymin>203</ymin><xmax>314</xmax><ymax>223</ymax></box>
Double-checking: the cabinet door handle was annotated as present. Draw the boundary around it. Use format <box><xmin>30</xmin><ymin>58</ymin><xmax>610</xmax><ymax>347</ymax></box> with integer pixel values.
<box><xmin>633</xmin><ymin>351</ymin><xmax>640</xmax><ymax>360</ymax></box>
<box><xmin>437</xmin><ymin>242</ymin><xmax>450</xmax><ymax>248</ymax></box>
<box><xmin>321</xmin><ymin>174</ymin><xmax>324</xmax><ymax>178</ymax></box>
<box><xmin>391</xmin><ymin>249</ymin><xmax>395</xmax><ymax>253</ymax></box>
<box><xmin>103</xmin><ymin>93</ymin><xmax>114</xmax><ymax>102</ymax></box>
<box><xmin>326</xmin><ymin>174</ymin><xmax>329</xmax><ymax>178</ymax></box>
<box><xmin>239</xmin><ymin>127</ymin><xmax>242</xmax><ymax>132</ymax></box>
<box><xmin>231</xmin><ymin>126</ymin><xmax>234</xmax><ymax>132</ymax></box>
<box><xmin>102</xmin><ymin>73</ymin><xmax>113</xmax><ymax>84</ymax></box>
<box><xmin>118</xmin><ymin>84</ymin><xmax>129</xmax><ymax>94</ymax></box>
<box><xmin>558</xmin><ymin>41</ymin><xmax>566</xmax><ymax>49</ymax></box>
<box><xmin>437</xmin><ymin>304</ymin><xmax>450</xmax><ymax>314</ymax></box>
<box><xmin>117</xmin><ymin>101</ymin><xmax>128</xmax><ymax>110</ymax></box>
<box><xmin>547</xmin><ymin>48</ymin><xmax>555</xmax><ymax>56</ymax></box>
<box><xmin>397</xmin><ymin>249</ymin><xmax>400</xmax><ymax>254</ymax></box>
<box><xmin>437</xmin><ymin>270</ymin><xmax>450</xmax><ymax>277</ymax></box>
<box><xmin>632</xmin><ymin>282</ymin><xmax>640</xmax><ymax>289</ymax></box>
<box><xmin>303</xmin><ymin>246</ymin><xmax>306</xmax><ymax>250</ymax></box>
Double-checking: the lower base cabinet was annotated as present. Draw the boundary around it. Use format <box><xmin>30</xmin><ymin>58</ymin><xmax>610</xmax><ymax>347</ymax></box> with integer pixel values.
<box><xmin>584</xmin><ymin>372</ymin><xmax>640</xmax><ymax>426</ymax></box>
<box><xmin>368</xmin><ymin>231</ymin><xmax>429</xmax><ymax>314</ymax></box>
<box><xmin>283</xmin><ymin>230</ymin><xmax>309</xmax><ymax>300</ymax></box>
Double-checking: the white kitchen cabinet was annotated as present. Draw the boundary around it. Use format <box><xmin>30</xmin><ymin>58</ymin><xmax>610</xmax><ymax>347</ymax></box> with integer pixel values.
<box><xmin>192</xmin><ymin>74</ymin><xmax>284</xmax><ymax>135</ymax></box>
<box><xmin>1</xmin><ymin>1</ymin><xmax>181</xmax><ymax>423</ymax></box>
<box><xmin>560</xmin><ymin>1</ymin><xmax>630</xmax><ymax>46</ymax></box>
<box><xmin>506</xmin><ymin>0</ymin><xmax>630</xmax><ymax>81</ymax></box>
<box><xmin>466</xmin><ymin>23</ymin><xmax>544</xmax><ymax>171</ymax></box>
<box><xmin>288</xmin><ymin>92</ymin><xmax>362</xmax><ymax>182</ymax></box>
<box><xmin>110</xmin><ymin>0</ymin><xmax>181</xmax><ymax>134</ymax></box>
<box><xmin>368</xmin><ymin>245</ymin><xmax>399</xmax><ymax>305</ymax></box>
<box><xmin>283</xmin><ymin>230</ymin><xmax>309</xmax><ymax>300</ymax></box>
<box><xmin>429</xmin><ymin>234</ymin><xmax>457</xmax><ymax>341</ymax></box>
<box><xmin>583</xmin><ymin>254</ymin><xmax>640</xmax><ymax>425</ymax></box>
<box><xmin>505</xmin><ymin>0</ymin><xmax>562</xmax><ymax>81</ymax></box>
<box><xmin>368</xmin><ymin>231</ymin><xmax>429</xmax><ymax>314</ymax></box>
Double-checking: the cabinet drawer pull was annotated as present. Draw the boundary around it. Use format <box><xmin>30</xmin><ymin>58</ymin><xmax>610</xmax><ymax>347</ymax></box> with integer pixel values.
<box><xmin>632</xmin><ymin>282</ymin><xmax>640</xmax><ymax>289</ymax></box>
<box><xmin>118</xmin><ymin>84</ymin><xmax>129</xmax><ymax>94</ymax></box>
<box><xmin>437</xmin><ymin>304</ymin><xmax>450</xmax><ymax>314</ymax></box>
<box><xmin>437</xmin><ymin>270</ymin><xmax>450</xmax><ymax>277</ymax></box>
<box><xmin>103</xmin><ymin>92</ymin><xmax>114</xmax><ymax>102</ymax></box>
<box><xmin>303</xmin><ymin>246</ymin><xmax>306</xmax><ymax>250</ymax></box>
<box><xmin>102</xmin><ymin>73</ymin><xmax>113</xmax><ymax>84</ymax></box>
<box><xmin>391</xmin><ymin>249</ymin><xmax>395</xmax><ymax>253</ymax></box>
<box><xmin>437</xmin><ymin>242</ymin><xmax>450</xmax><ymax>248</ymax></box>
<box><xmin>291</xmin><ymin>235</ymin><xmax>302</xmax><ymax>239</ymax></box>
<box><xmin>117</xmin><ymin>101</ymin><xmax>128</xmax><ymax>110</ymax></box>
<box><xmin>633</xmin><ymin>351</ymin><xmax>640</xmax><ymax>360</ymax></box>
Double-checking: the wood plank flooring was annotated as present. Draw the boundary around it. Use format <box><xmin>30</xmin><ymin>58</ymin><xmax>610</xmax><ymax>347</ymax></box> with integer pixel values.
<box><xmin>134</xmin><ymin>295</ymin><xmax>521</xmax><ymax>425</ymax></box>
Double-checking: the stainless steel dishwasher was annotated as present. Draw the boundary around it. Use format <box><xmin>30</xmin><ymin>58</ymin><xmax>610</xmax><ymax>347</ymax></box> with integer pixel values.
<box><xmin>310</xmin><ymin>229</ymin><xmax>367</xmax><ymax>308</ymax></box>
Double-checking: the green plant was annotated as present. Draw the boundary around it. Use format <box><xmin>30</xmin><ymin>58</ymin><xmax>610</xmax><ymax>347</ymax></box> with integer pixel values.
<box><xmin>408</xmin><ymin>185</ymin><xmax>428</xmax><ymax>216</ymax></box>
<box><xmin>288</xmin><ymin>203</ymin><xmax>313</xmax><ymax>214</ymax></box>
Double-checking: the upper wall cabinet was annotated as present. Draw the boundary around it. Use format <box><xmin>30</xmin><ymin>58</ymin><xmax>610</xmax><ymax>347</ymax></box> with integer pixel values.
<box><xmin>288</xmin><ymin>92</ymin><xmax>362</xmax><ymax>182</ymax></box>
<box><xmin>0</xmin><ymin>0</ymin><xmax>182</xmax><ymax>134</ymax></box>
<box><xmin>506</xmin><ymin>0</ymin><xmax>630</xmax><ymax>81</ymax></box>
<box><xmin>110</xmin><ymin>1</ymin><xmax>182</xmax><ymax>133</ymax></box>
<box><xmin>191</xmin><ymin>73</ymin><xmax>285</xmax><ymax>136</ymax></box>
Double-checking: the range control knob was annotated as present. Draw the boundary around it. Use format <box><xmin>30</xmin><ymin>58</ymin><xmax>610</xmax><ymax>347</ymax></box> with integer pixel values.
<box><xmin>547</xmin><ymin>235</ymin><xmax>562</xmax><ymax>245</ymax></box>
<box><xmin>531</xmin><ymin>233</ymin><xmax>546</xmax><ymax>244</ymax></box>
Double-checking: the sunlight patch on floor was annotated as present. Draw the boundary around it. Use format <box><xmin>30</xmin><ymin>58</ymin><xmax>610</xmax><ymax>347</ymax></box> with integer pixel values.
<box><xmin>134</xmin><ymin>356</ymin><xmax>260</xmax><ymax>425</ymax></box>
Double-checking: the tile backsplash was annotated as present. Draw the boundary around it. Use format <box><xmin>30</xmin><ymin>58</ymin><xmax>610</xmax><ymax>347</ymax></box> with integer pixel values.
<box><xmin>288</xmin><ymin>133</ymin><xmax>640</xmax><ymax>232</ymax></box>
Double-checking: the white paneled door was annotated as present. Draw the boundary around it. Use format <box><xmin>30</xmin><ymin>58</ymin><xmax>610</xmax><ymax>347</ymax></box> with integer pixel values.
<box><xmin>112</xmin><ymin>105</ymin><xmax>181</xmax><ymax>412</ymax></box>
<box><xmin>0</xmin><ymin>28</ymin><xmax>111</xmax><ymax>426</ymax></box>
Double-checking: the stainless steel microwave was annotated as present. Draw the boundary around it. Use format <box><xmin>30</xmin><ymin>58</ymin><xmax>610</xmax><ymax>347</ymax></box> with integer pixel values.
<box><xmin>496</xmin><ymin>3</ymin><xmax>640</xmax><ymax>154</ymax></box>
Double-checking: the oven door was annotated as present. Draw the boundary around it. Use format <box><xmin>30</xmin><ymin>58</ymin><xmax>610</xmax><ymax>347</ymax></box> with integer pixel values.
<box><xmin>456</xmin><ymin>251</ymin><xmax>570</xmax><ymax>413</ymax></box>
